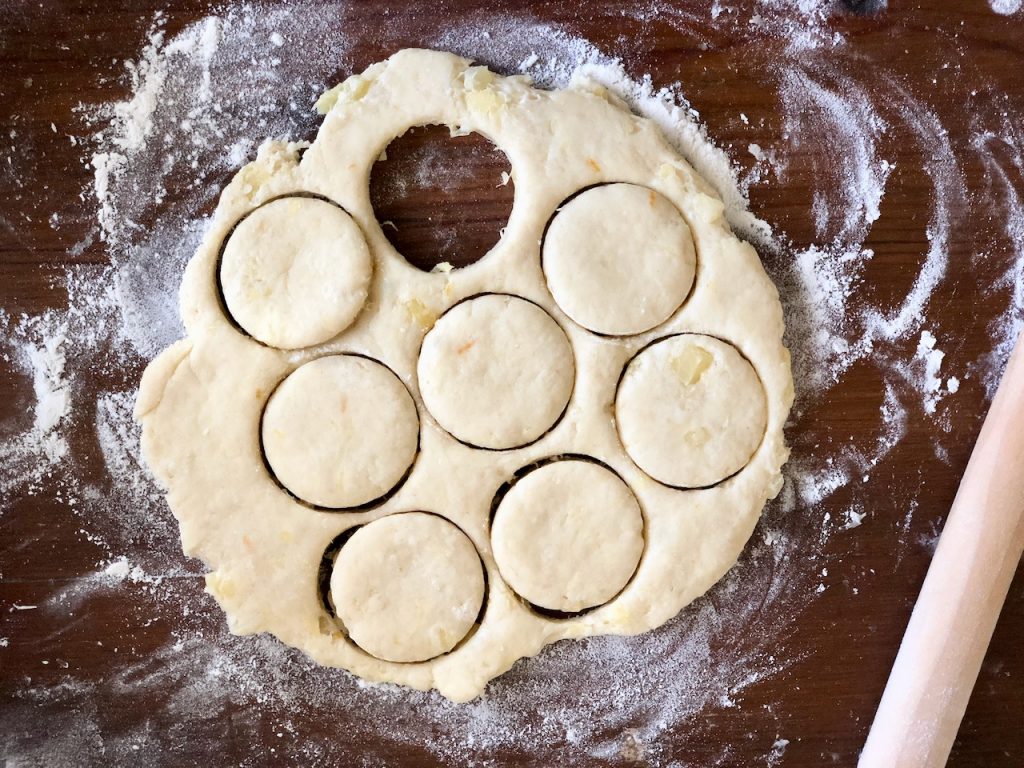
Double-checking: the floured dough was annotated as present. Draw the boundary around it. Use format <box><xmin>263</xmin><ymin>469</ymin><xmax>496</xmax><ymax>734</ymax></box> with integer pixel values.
<box><xmin>417</xmin><ymin>294</ymin><xmax>574</xmax><ymax>449</ymax></box>
<box><xmin>542</xmin><ymin>183</ymin><xmax>696</xmax><ymax>335</ymax></box>
<box><xmin>491</xmin><ymin>459</ymin><xmax>644</xmax><ymax>612</ymax></box>
<box><xmin>330</xmin><ymin>512</ymin><xmax>485</xmax><ymax>662</ymax></box>
<box><xmin>136</xmin><ymin>49</ymin><xmax>794</xmax><ymax>702</ymax></box>
<box><xmin>262</xmin><ymin>354</ymin><xmax>419</xmax><ymax>508</ymax></box>
<box><xmin>219</xmin><ymin>196</ymin><xmax>372</xmax><ymax>349</ymax></box>
<box><xmin>616</xmin><ymin>334</ymin><xmax>767</xmax><ymax>488</ymax></box>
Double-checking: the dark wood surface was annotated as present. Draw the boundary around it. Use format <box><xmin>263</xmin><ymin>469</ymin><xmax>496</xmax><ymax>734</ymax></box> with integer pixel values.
<box><xmin>1</xmin><ymin>1</ymin><xmax>1023</xmax><ymax>766</ymax></box>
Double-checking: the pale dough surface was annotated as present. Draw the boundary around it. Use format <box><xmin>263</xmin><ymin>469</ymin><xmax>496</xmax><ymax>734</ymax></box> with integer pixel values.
<box><xmin>417</xmin><ymin>293</ymin><xmax>574</xmax><ymax>449</ymax></box>
<box><xmin>542</xmin><ymin>183</ymin><xmax>696</xmax><ymax>335</ymax></box>
<box><xmin>136</xmin><ymin>49</ymin><xmax>794</xmax><ymax>702</ymax></box>
<box><xmin>261</xmin><ymin>354</ymin><xmax>419</xmax><ymax>508</ymax></box>
<box><xmin>616</xmin><ymin>334</ymin><xmax>768</xmax><ymax>488</ymax></box>
<box><xmin>330</xmin><ymin>512</ymin><xmax>485</xmax><ymax>663</ymax></box>
<box><xmin>491</xmin><ymin>459</ymin><xmax>644</xmax><ymax>612</ymax></box>
<box><xmin>219</xmin><ymin>196</ymin><xmax>372</xmax><ymax>349</ymax></box>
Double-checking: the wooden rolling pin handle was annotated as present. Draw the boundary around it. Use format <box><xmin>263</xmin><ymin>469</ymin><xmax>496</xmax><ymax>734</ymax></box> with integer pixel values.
<box><xmin>859</xmin><ymin>329</ymin><xmax>1024</xmax><ymax>768</ymax></box>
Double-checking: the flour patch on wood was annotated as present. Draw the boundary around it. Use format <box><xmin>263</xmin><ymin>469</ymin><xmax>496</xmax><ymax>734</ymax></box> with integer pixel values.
<box><xmin>0</xmin><ymin>314</ymin><xmax>71</xmax><ymax>496</ymax></box>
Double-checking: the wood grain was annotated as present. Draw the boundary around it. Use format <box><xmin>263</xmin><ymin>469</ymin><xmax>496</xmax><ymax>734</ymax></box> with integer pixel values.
<box><xmin>369</xmin><ymin>125</ymin><xmax>515</xmax><ymax>271</ymax></box>
<box><xmin>1</xmin><ymin>1</ymin><xmax>1022</xmax><ymax>766</ymax></box>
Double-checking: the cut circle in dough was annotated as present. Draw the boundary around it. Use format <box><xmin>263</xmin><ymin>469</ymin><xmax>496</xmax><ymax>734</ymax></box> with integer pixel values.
<box><xmin>615</xmin><ymin>334</ymin><xmax>767</xmax><ymax>488</ymax></box>
<box><xmin>369</xmin><ymin>125</ymin><xmax>515</xmax><ymax>272</ymax></box>
<box><xmin>330</xmin><ymin>512</ymin><xmax>485</xmax><ymax>663</ymax></box>
<box><xmin>417</xmin><ymin>294</ymin><xmax>574</xmax><ymax>449</ymax></box>
<box><xmin>219</xmin><ymin>196</ymin><xmax>372</xmax><ymax>349</ymax></box>
<box><xmin>262</xmin><ymin>355</ymin><xmax>418</xmax><ymax>508</ymax></box>
<box><xmin>491</xmin><ymin>459</ymin><xmax>644</xmax><ymax>613</ymax></box>
<box><xmin>542</xmin><ymin>183</ymin><xmax>696</xmax><ymax>336</ymax></box>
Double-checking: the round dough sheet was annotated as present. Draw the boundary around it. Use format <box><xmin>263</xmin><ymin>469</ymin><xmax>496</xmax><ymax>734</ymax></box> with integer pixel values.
<box><xmin>136</xmin><ymin>48</ymin><xmax>793</xmax><ymax>702</ymax></box>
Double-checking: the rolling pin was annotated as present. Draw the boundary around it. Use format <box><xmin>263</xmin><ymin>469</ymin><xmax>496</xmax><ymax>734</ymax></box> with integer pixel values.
<box><xmin>859</xmin><ymin>329</ymin><xmax>1024</xmax><ymax>767</ymax></box>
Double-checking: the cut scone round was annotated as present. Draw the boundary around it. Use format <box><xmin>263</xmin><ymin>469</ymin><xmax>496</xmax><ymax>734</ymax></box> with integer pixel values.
<box><xmin>615</xmin><ymin>334</ymin><xmax>767</xmax><ymax>488</ymax></box>
<box><xmin>330</xmin><ymin>513</ymin><xmax>485</xmax><ymax>663</ymax></box>
<box><xmin>262</xmin><ymin>355</ymin><xmax>418</xmax><ymax>508</ymax></box>
<box><xmin>542</xmin><ymin>183</ymin><xmax>696</xmax><ymax>336</ymax></box>
<box><xmin>417</xmin><ymin>294</ymin><xmax>574</xmax><ymax>449</ymax></box>
<box><xmin>491</xmin><ymin>459</ymin><xmax>644</xmax><ymax>613</ymax></box>
<box><xmin>220</xmin><ymin>196</ymin><xmax>372</xmax><ymax>349</ymax></box>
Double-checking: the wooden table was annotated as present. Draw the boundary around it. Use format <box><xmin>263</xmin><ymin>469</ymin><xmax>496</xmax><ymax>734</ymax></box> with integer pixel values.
<box><xmin>1</xmin><ymin>1</ymin><xmax>1022</xmax><ymax>765</ymax></box>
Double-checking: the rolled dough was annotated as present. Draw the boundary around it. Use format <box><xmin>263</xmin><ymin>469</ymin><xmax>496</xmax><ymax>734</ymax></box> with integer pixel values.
<box><xmin>135</xmin><ymin>49</ymin><xmax>793</xmax><ymax>702</ymax></box>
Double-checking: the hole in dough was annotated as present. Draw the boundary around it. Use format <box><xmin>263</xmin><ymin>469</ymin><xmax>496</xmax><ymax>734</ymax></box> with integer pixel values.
<box><xmin>369</xmin><ymin>125</ymin><xmax>514</xmax><ymax>271</ymax></box>
<box><xmin>541</xmin><ymin>183</ymin><xmax>697</xmax><ymax>336</ymax></box>
<box><xmin>491</xmin><ymin>457</ymin><xmax>645</xmax><ymax>614</ymax></box>
<box><xmin>329</xmin><ymin>512</ymin><xmax>486</xmax><ymax>663</ymax></box>
<box><xmin>218</xmin><ymin>196</ymin><xmax>372</xmax><ymax>349</ymax></box>
<box><xmin>261</xmin><ymin>354</ymin><xmax>419</xmax><ymax>509</ymax></box>
<box><xmin>416</xmin><ymin>294</ymin><xmax>574</xmax><ymax>450</ymax></box>
<box><xmin>615</xmin><ymin>334</ymin><xmax>768</xmax><ymax>489</ymax></box>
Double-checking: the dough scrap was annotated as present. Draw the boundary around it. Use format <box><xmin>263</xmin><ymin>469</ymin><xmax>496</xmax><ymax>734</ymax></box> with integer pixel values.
<box><xmin>542</xmin><ymin>183</ymin><xmax>696</xmax><ymax>335</ymax></box>
<box><xmin>330</xmin><ymin>512</ymin><xmax>485</xmax><ymax>663</ymax></box>
<box><xmin>219</xmin><ymin>196</ymin><xmax>371</xmax><ymax>349</ymax></box>
<box><xmin>417</xmin><ymin>294</ymin><xmax>574</xmax><ymax>449</ymax></box>
<box><xmin>491</xmin><ymin>459</ymin><xmax>644</xmax><ymax>612</ymax></box>
<box><xmin>136</xmin><ymin>49</ymin><xmax>793</xmax><ymax>702</ymax></box>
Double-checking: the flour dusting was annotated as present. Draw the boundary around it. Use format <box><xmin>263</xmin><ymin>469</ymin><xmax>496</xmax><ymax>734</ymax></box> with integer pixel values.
<box><xmin>990</xmin><ymin>0</ymin><xmax>1023</xmax><ymax>15</ymax></box>
<box><xmin>0</xmin><ymin>315</ymin><xmax>71</xmax><ymax>495</ymax></box>
<box><xmin>2</xmin><ymin>2</ymin><xmax>1023</xmax><ymax>766</ymax></box>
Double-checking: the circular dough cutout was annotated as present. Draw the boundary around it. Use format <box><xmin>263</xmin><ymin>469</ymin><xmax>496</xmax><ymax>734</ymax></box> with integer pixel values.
<box><xmin>220</xmin><ymin>197</ymin><xmax>372</xmax><ymax>349</ymax></box>
<box><xmin>615</xmin><ymin>334</ymin><xmax>767</xmax><ymax>488</ymax></box>
<box><xmin>417</xmin><ymin>294</ymin><xmax>574</xmax><ymax>449</ymax></box>
<box><xmin>542</xmin><ymin>183</ymin><xmax>697</xmax><ymax>336</ymax></box>
<box><xmin>491</xmin><ymin>459</ymin><xmax>644</xmax><ymax>613</ymax></box>
<box><xmin>262</xmin><ymin>355</ymin><xmax>418</xmax><ymax>508</ymax></box>
<box><xmin>330</xmin><ymin>513</ymin><xmax>485</xmax><ymax>663</ymax></box>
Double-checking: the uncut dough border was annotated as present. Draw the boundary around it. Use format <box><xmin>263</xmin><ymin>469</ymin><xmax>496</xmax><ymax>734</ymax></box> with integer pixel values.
<box><xmin>136</xmin><ymin>49</ymin><xmax>794</xmax><ymax>702</ymax></box>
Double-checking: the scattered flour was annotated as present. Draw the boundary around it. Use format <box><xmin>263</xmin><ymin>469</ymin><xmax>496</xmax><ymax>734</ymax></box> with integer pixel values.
<box><xmin>768</xmin><ymin>737</ymin><xmax>791</xmax><ymax>767</ymax></box>
<box><xmin>1</xmin><ymin>2</ymin><xmax>1023</xmax><ymax>766</ymax></box>
<box><xmin>989</xmin><ymin>0</ymin><xmax>1023</xmax><ymax>15</ymax></box>
<box><xmin>0</xmin><ymin>316</ymin><xmax>71</xmax><ymax>495</ymax></box>
<box><xmin>916</xmin><ymin>330</ymin><xmax>948</xmax><ymax>415</ymax></box>
<box><xmin>970</xmin><ymin>123</ymin><xmax>1024</xmax><ymax>395</ymax></box>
